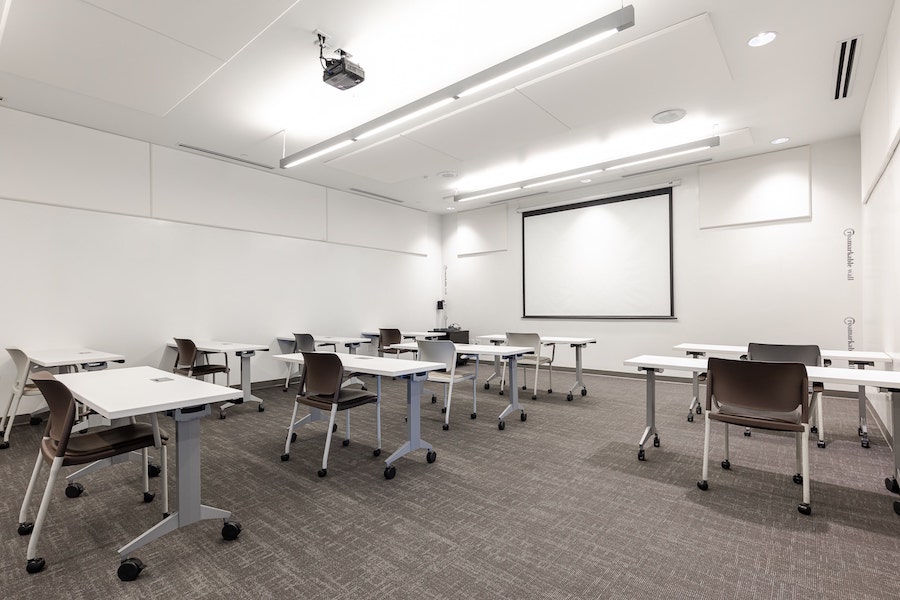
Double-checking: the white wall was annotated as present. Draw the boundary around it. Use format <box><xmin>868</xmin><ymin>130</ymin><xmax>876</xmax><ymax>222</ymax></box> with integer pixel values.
<box><xmin>443</xmin><ymin>138</ymin><xmax>862</xmax><ymax>378</ymax></box>
<box><xmin>861</xmin><ymin>2</ymin><xmax>900</xmax><ymax>435</ymax></box>
<box><xmin>0</xmin><ymin>107</ymin><xmax>443</xmax><ymax>414</ymax></box>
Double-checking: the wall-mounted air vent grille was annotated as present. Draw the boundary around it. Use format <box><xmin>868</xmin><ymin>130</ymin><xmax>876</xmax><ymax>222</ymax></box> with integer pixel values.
<box><xmin>177</xmin><ymin>144</ymin><xmax>274</xmax><ymax>169</ymax></box>
<box><xmin>348</xmin><ymin>188</ymin><xmax>404</xmax><ymax>203</ymax></box>
<box><xmin>833</xmin><ymin>36</ymin><xmax>860</xmax><ymax>100</ymax></box>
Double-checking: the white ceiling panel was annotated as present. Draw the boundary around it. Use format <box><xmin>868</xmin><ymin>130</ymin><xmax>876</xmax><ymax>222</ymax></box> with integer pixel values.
<box><xmin>327</xmin><ymin>135</ymin><xmax>461</xmax><ymax>184</ymax></box>
<box><xmin>0</xmin><ymin>0</ymin><xmax>223</xmax><ymax>115</ymax></box>
<box><xmin>404</xmin><ymin>91</ymin><xmax>570</xmax><ymax>161</ymax></box>
<box><xmin>520</xmin><ymin>14</ymin><xmax>731</xmax><ymax>132</ymax></box>
<box><xmin>80</xmin><ymin>0</ymin><xmax>297</xmax><ymax>61</ymax></box>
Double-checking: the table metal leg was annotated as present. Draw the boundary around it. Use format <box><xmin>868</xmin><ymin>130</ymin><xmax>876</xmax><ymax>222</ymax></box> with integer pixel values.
<box><xmin>637</xmin><ymin>367</ymin><xmax>661</xmax><ymax>460</ymax></box>
<box><xmin>885</xmin><ymin>390</ymin><xmax>900</xmax><ymax>515</ymax></box>
<box><xmin>384</xmin><ymin>373</ymin><xmax>434</xmax><ymax>473</ymax></box>
<box><xmin>484</xmin><ymin>339</ymin><xmax>504</xmax><ymax>389</ymax></box>
<box><xmin>219</xmin><ymin>351</ymin><xmax>263</xmax><ymax>418</ymax></box>
<box><xmin>498</xmin><ymin>355</ymin><xmax>525</xmax><ymax>429</ymax></box>
<box><xmin>566</xmin><ymin>344</ymin><xmax>589</xmax><ymax>400</ymax></box>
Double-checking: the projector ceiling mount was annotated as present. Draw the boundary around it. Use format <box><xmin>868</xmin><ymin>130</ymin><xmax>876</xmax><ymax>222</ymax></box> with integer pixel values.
<box><xmin>315</xmin><ymin>30</ymin><xmax>365</xmax><ymax>90</ymax></box>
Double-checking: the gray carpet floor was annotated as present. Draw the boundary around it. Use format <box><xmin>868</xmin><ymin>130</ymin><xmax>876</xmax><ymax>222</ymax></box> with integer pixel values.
<box><xmin>1</xmin><ymin>365</ymin><xmax>899</xmax><ymax>599</ymax></box>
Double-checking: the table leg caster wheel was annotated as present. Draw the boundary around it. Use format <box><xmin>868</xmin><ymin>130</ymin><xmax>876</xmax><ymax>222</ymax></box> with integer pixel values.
<box><xmin>26</xmin><ymin>557</ymin><xmax>46</xmax><ymax>574</ymax></box>
<box><xmin>426</xmin><ymin>450</ymin><xmax>437</xmax><ymax>463</ymax></box>
<box><xmin>65</xmin><ymin>482</ymin><xmax>84</xmax><ymax>498</ymax></box>
<box><xmin>281</xmin><ymin>453</ymin><xmax>290</xmax><ymax>461</ymax></box>
<box><xmin>0</xmin><ymin>441</ymin><xmax>9</xmax><ymax>449</ymax></box>
<box><xmin>148</xmin><ymin>463</ymin><xmax>161</xmax><ymax>478</ymax></box>
<box><xmin>522</xmin><ymin>384</ymin><xmax>527</xmax><ymax>390</ymax></box>
<box><xmin>793</xmin><ymin>473</ymin><xmax>803</xmax><ymax>485</ymax></box>
<box><xmin>317</xmin><ymin>468</ymin><xmax>327</xmax><ymax>477</ymax></box>
<box><xmin>499</xmin><ymin>390</ymin><xmax>504</xmax><ymax>396</ymax></box>
<box><xmin>222</xmin><ymin>521</ymin><xmax>242</xmax><ymax>541</ymax></box>
<box><xmin>484</xmin><ymin>382</ymin><xmax>490</xmax><ymax>390</ymax></box>
<box><xmin>332</xmin><ymin>424</ymin><xmax>338</xmax><ymax>433</ymax></box>
<box><xmin>744</xmin><ymin>430</ymin><xmax>751</xmax><ymax>437</ymax></box>
<box><xmin>810</xmin><ymin>425</ymin><xmax>818</xmax><ymax>434</ymax></box>
<box><xmin>442</xmin><ymin>423</ymin><xmax>449</xmax><ymax>430</ymax></box>
<box><xmin>797</xmin><ymin>503</ymin><xmax>811</xmax><ymax>516</ymax></box>
<box><xmin>18</xmin><ymin>522</ymin><xmax>34</xmax><ymax>536</ymax></box>
<box><xmin>441</xmin><ymin>407</ymin><xmax>446</xmax><ymax>414</ymax></box>
<box><xmin>817</xmin><ymin>440</ymin><xmax>826</xmax><ymax>448</ymax></box>
<box><xmin>531</xmin><ymin>394</ymin><xmax>537</xmax><ymax>400</ymax></box>
<box><xmin>29</xmin><ymin>416</ymin><xmax>43</xmax><ymax>426</ymax></box>
<box><xmin>894</xmin><ymin>500</ymin><xmax>900</xmax><ymax>516</ymax></box>
<box><xmin>258</xmin><ymin>404</ymin><xmax>265</xmax><ymax>412</ymax></box>
<box><xmin>697</xmin><ymin>480</ymin><xmax>708</xmax><ymax>491</ymax></box>
<box><xmin>721</xmin><ymin>460</ymin><xmax>730</xmax><ymax>470</ymax></box>
<box><xmin>520</xmin><ymin>412</ymin><xmax>527</xmax><ymax>422</ymax></box>
<box><xmin>695</xmin><ymin>404</ymin><xmax>701</xmax><ymax>414</ymax></box>
<box><xmin>219</xmin><ymin>412</ymin><xmax>226</xmax><ymax>420</ymax></box>
<box><xmin>687</xmin><ymin>414</ymin><xmax>694</xmax><ymax>423</ymax></box>
<box><xmin>470</xmin><ymin>413</ymin><xmax>477</xmax><ymax>419</ymax></box>
<box><xmin>361</xmin><ymin>385</ymin><xmax>367</xmax><ymax>391</ymax></box>
<box><xmin>638</xmin><ymin>448</ymin><xmax>645</xmax><ymax>461</ymax></box>
<box><xmin>342</xmin><ymin>439</ymin><xmax>350</xmax><ymax>447</ymax></box>
<box><xmin>384</xmin><ymin>465</ymin><xmax>396</xmax><ymax>479</ymax></box>
<box><xmin>547</xmin><ymin>388</ymin><xmax>552</xmax><ymax>394</ymax></box>
<box><xmin>431</xmin><ymin>395</ymin><xmax>437</xmax><ymax>403</ymax></box>
<box><xmin>861</xmin><ymin>439</ymin><xmax>870</xmax><ymax>449</ymax></box>
<box><xmin>373</xmin><ymin>448</ymin><xmax>381</xmax><ymax>457</ymax></box>
<box><xmin>290</xmin><ymin>432</ymin><xmax>297</xmax><ymax>443</ymax></box>
<box><xmin>143</xmin><ymin>491</ymin><xmax>155</xmax><ymax>503</ymax></box>
<box><xmin>498</xmin><ymin>420</ymin><xmax>506</xmax><ymax>430</ymax></box>
<box><xmin>567</xmin><ymin>394</ymin><xmax>573</xmax><ymax>401</ymax></box>
<box><xmin>885</xmin><ymin>477</ymin><xmax>899</xmax><ymax>494</ymax></box>
<box><xmin>117</xmin><ymin>557</ymin><xmax>144</xmax><ymax>581</ymax></box>
<box><xmin>653</xmin><ymin>435</ymin><xmax>659</xmax><ymax>448</ymax></box>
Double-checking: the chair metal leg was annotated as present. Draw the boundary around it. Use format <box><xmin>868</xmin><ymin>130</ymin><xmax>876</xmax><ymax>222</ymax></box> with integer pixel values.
<box><xmin>320</xmin><ymin>405</ymin><xmax>339</xmax><ymax>474</ymax></box>
<box><xmin>283</xmin><ymin>402</ymin><xmax>301</xmax><ymax>457</ymax></box>
<box><xmin>19</xmin><ymin>451</ymin><xmax>45</xmax><ymax>525</ymax></box>
<box><xmin>444</xmin><ymin>380</ymin><xmax>454</xmax><ymax>427</ymax></box>
<box><xmin>27</xmin><ymin>457</ymin><xmax>64</xmax><ymax>561</ymax></box>
<box><xmin>344</xmin><ymin>411</ymin><xmax>351</xmax><ymax>442</ymax></box>
<box><xmin>700</xmin><ymin>412</ymin><xmax>711</xmax><ymax>486</ymax></box>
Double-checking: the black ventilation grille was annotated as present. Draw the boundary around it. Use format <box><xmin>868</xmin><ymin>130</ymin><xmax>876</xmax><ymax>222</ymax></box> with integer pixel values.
<box><xmin>834</xmin><ymin>37</ymin><xmax>860</xmax><ymax>100</ymax></box>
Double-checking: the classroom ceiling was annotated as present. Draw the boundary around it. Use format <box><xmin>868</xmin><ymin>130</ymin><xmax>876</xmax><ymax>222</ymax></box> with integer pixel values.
<box><xmin>0</xmin><ymin>0</ymin><xmax>894</xmax><ymax>213</ymax></box>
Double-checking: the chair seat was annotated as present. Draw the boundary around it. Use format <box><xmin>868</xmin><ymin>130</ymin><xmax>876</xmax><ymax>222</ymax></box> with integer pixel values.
<box><xmin>175</xmin><ymin>364</ymin><xmax>228</xmax><ymax>377</ymax></box>
<box><xmin>711</xmin><ymin>404</ymin><xmax>803</xmax><ymax>432</ymax></box>
<box><xmin>297</xmin><ymin>389</ymin><xmax>378</xmax><ymax>412</ymax></box>
<box><xmin>43</xmin><ymin>423</ymin><xmax>163</xmax><ymax>466</ymax></box>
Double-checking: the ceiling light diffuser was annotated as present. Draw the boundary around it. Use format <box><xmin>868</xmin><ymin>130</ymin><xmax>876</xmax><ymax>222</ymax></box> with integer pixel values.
<box><xmin>748</xmin><ymin>31</ymin><xmax>777</xmax><ymax>47</ymax></box>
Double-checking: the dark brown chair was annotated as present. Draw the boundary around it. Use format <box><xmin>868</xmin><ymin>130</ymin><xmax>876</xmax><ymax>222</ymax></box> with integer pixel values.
<box><xmin>282</xmin><ymin>352</ymin><xmax>381</xmax><ymax>477</ymax></box>
<box><xmin>697</xmin><ymin>357</ymin><xmax>812</xmax><ymax>515</ymax></box>
<box><xmin>282</xmin><ymin>333</ymin><xmax>336</xmax><ymax>390</ymax></box>
<box><xmin>747</xmin><ymin>342</ymin><xmax>826</xmax><ymax>447</ymax></box>
<box><xmin>378</xmin><ymin>328</ymin><xmax>416</xmax><ymax>358</ymax></box>
<box><xmin>17</xmin><ymin>371</ymin><xmax>167</xmax><ymax>574</ymax></box>
<box><xmin>173</xmin><ymin>338</ymin><xmax>229</xmax><ymax>385</ymax></box>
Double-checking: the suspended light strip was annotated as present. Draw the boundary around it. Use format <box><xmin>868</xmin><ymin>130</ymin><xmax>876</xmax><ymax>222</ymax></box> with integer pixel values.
<box><xmin>281</xmin><ymin>5</ymin><xmax>635</xmax><ymax>170</ymax></box>
<box><xmin>356</xmin><ymin>98</ymin><xmax>456</xmax><ymax>140</ymax></box>
<box><xmin>454</xmin><ymin>136</ymin><xmax>719</xmax><ymax>203</ymax></box>
<box><xmin>281</xmin><ymin>139</ymin><xmax>354</xmax><ymax>168</ymax></box>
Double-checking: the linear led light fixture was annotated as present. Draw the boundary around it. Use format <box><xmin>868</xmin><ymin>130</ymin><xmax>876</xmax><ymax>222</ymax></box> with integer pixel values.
<box><xmin>280</xmin><ymin>5</ymin><xmax>634</xmax><ymax>170</ymax></box>
<box><xmin>455</xmin><ymin>136</ymin><xmax>718</xmax><ymax>202</ymax></box>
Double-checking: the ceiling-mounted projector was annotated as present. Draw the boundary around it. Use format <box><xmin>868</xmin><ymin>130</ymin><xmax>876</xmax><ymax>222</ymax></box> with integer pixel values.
<box><xmin>323</xmin><ymin>56</ymin><xmax>364</xmax><ymax>90</ymax></box>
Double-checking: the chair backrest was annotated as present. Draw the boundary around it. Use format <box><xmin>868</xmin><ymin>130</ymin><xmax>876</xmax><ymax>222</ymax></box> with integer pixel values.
<box><xmin>379</xmin><ymin>328</ymin><xmax>403</xmax><ymax>349</ymax></box>
<box><xmin>173</xmin><ymin>338</ymin><xmax>198</xmax><ymax>369</ymax></box>
<box><xmin>298</xmin><ymin>352</ymin><xmax>344</xmax><ymax>399</ymax></box>
<box><xmin>707</xmin><ymin>357</ymin><xmax>809</xmax><ymax>419</ymax></box>
<box><xmin>416</xmin><ymin>340</ymin><xmax>455</xmax><ymax>371</ymax></box>
<box><xmin>506</xmin><ymin>332</ymin><xmax>541</xmax><ymax>354</ymax></box>
<box><xmin>6</xmin><ymin>347</ymin><xmax>31</xmax><ymax>386</ymax></box>
<box><xmin>293</xmin><ymin>333</ymin><xmax>317</xmax><ymax>353</ymax></box>
<box><xmin>29</xmin><ymin>371</ymin><xmax>77</xmax><ymax>459</ymax></box>
<box><xmin>747</xmin><ymin>342</ymin><xmax>822</xmax><ymax>367</ymax></box>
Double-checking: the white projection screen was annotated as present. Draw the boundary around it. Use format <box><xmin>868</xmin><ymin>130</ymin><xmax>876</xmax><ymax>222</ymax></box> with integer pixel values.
<box><xmin>522</xmin><ymin>188</ymin><xmax>674</xmax><ymax>319</ymax></box>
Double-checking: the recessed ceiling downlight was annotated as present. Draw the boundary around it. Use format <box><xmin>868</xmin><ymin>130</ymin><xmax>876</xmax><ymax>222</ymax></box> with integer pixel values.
<box><xmin>770</xmin><ymin>137</ymin><xmax>790</xmax><ymax>145</ymax></box>
<box><xmin>748</xmin><ymin>31</ymin><xmax>777</xmax><ymax>47</ymax></box>
<box><xmin>651</xmin><ymin>108</ymin><xmax>686</xmax><ymax>124</ymax></box>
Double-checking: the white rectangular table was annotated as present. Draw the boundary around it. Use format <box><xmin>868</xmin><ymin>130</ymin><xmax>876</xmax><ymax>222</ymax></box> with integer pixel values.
<box><xmin>391</xmin><ymin>341</ymin><xmax>535</xmax><ymax>429</ymax></box>
<box><xmin>273</xmin><ymin>353</ymin><xmax>444</xmax><ymax>478</ymax></box>
<box><xmin>56</xmin><ymin>366</ymin><xmax>243</xmax><ymax>575</ymax></box>
<box><xmin>624</xmin><ymin>354</ymin><xmax>900</xmax><ymax>515</ymax></box>
<box><xmin>477</xmin><ymin>334</ymin><xmax>596</xmax><ymax>400</ymax></box>
<box><xmin>167</xmin><ymin>340</ymin><xmax>268</xmax><ymax>418</ymax></box>
<box><xmin>1</xmin><ymin>347</ymin><xmax>126</xmax><ymax>449</ymax></box>
<box><xmin>673</xmin><ymin>343</ymin><xmax>893</xmax><ymax>447</ymax></box>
